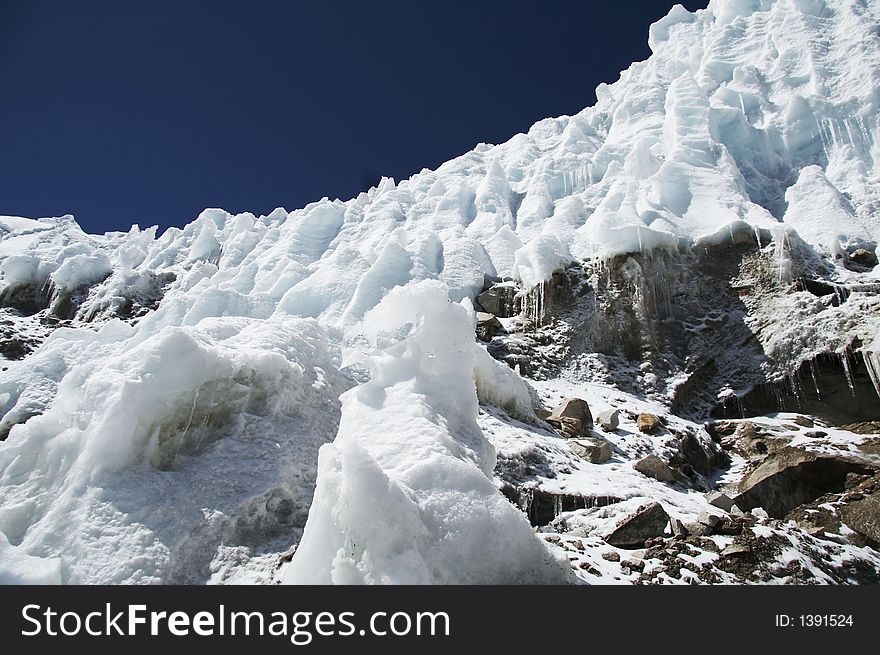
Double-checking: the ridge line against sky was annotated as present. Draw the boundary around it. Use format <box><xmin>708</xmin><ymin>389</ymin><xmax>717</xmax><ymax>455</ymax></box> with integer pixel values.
<box><xmin>0</xmin><ymin>0</ymin><xmax>707</xmax><ymax>234</ymax></box>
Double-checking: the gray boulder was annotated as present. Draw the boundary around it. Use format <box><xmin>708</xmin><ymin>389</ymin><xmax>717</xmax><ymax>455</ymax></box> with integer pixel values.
<box><xmin>683</xmin><ymin>511</ymin><xmax>723</xmax><ymax>536</ymax></box>
<box><xmin>707</xmin><ymin>491</ymin><xmax>735</xmax><ymax>512</ymax></box>
<box><xmin>569</xmin><ymin>437</ymin><xmax>613</xmax><ymax>464</ymax></box>
<box><xmin>476</xmin><ymin>284</ymin><xmax>518</xmax><ymax>317</ymax></box>
<box><xmin>596</xmin><ymin>408</ymin><xmax>620</xmax><ymax>431</ymax></box>
<box><xmin>604</xmin><ymin>502</ymin><xmax>670</xmax><ymax>548</ymax></box>
<box><xmin>475</xmin><ymin>312</ymin><xmax>503</xmax><ymax>341</ymax></box>
<box><xmin>669</xmin><ymin>517</ymin><xmax>689</xmax><ymax>538</ymax></box>
<box><xmin>840</xmin><ymin>490</ymin><xmax>880</xmax><ymax>546</ymax></box>
<box><xmin>633</xmin><ymin>454</ymin><xmax>676</xmax><ymax>483</ymax></box>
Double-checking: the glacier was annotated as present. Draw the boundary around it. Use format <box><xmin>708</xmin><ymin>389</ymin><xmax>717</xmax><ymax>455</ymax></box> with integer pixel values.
<box><xmin>1</xmin><ymin>0</ymin><xmax>880</xmax><ymax>584</ymax></box>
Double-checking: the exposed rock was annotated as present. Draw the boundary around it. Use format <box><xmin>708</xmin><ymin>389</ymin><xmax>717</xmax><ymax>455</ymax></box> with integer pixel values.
<box><xmin>633</xmin><ymin>454</ymin><xmax>676</xmax><ymax>483</ymax></box>
<box><xmin>668</xmin><ymin>430</ymin><xmax>726</xmax><ymax>477</ymax></box>
<box><xmin>602</xmin><ymin>551</ymin><xmax>621</xmax><ymax>562</ymax></box>
<box><xmin>0</xmin><ymin>334</ymin><xmax>37</xmax><ymax>360</ymax></box>
<box><xmin>683</xmin><ymin>521</ymin><xmax>711</xmax><ymax>537</ymax></box>
<box><xmin>596</xmin><ymin>408</ymin><xmax>620</xmax><ymax>431</ymax></box>
<box><xmin>636</xmin><ymin>413</ymin><xmax>662</xmax><ymax>433</ymax></box>
<box><xmin>792</xmin><ymin>416</ymin><xmax>815</xmax><ymax>428</ymax></box>
<box><xmin>709</xmin><ymin>421</ymin><xmax>738</xmax><ymax>438</ymax></box>
<box><xmin>475</xmin><ymin>312</ymin><xmax>504</xmax><ymax>342</ymax></box>
<box><xmin>720</xmin><ymin>542</ymin><xmax>752</xmax><ymax>557</ymax></box>
<box><xmin>0</xmin><ymin>281</ymin><xmax>50</xmax><ymax>316</ymax></box>
<box><xmin>714</xmin><ymin>515</ymin><xmax>744</xmax><ymax>536</ymax></box>
<box><xmin>682</xmin><ymin>512</ymin><xmax>724</xmax><ymax>537</ymax></box>
<box><xmin>476</xmin><ymin>284</ymin><xmax>518</xmax><ymax>318</ymax></box>
<box><xmin>734</xmin><ymin>447</ymin><xmax>876</xmax><ymax>518</ymax></box>
<box><xmin>840</xmin><ymin>490</ymin><xmax>880</xmax><ymax>547</ymax></box>
<box><xmin>697</xmin><ymin>512</ymin><xmax>722</xmax><ymax>530</ymax></box>
<box><xmin>707</xmin><ymin>491</ymin><xmax>735</xmax><ymax>512</ymax></box>
<box><xmin>604</xmin><ymin>501</ymin><xmax>670</xmax><ymax>549</ymax></box>
<box><xmin>670</xmin><ymin>517</ymin><xmax>689</xmax><ymax>538</ymax></box>
<box><xmin>549</xmin><ymin>398</ymin><xmax>593</xmax><ymax>429</ymax></box>
<box><xmin>789</xmin><ymin>505</ymin><xmax>841</xmax><ymax>538</ymax></box>
<box><xmin>569</xmin><ymin>437</ymin><xmax>613</xmax><ymax>464</ymax></box>
<box><xmin>547</xmin><ymin>416</ymin><xmax>583</xmax><ymax>438</ymax></box>
<box><xmin>621</xmin><ymin>559</ymin><xmax>644</xmax><ymax>571</ymax></box>
<box><xmin>841</xmin><ymin>421</ymin><xmax>880</xmax><ymax>435</ymax></box>
<box><xmin>848</xmin><ymin>247</ymin><xmax>878</xmax><ymax>270</ymax></box>
<box><xmin>802</xmin><ymin>430</ymin><xmax>828</xmax><ymax>439</ymax></box>
<box><xmin>721</xmin><ymin>421</ymin><xmax>791</xmax><ymax>459</ymax></box>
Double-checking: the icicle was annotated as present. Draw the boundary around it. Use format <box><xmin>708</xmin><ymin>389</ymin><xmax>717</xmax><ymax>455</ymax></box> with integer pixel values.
<box><xmin>771</xmin><ymin>228</ymin><xmax>789</xmax><ymax>282</ymax></box>
<box><xmin>841</xmin><ymin>352</ymin><xmax>856</xmax><ymax>397</ymax></box>
<box><xmin>174</xmin><ymin>387</ymin><xmax>201</xmax><ymax>463</ymax></box>
<box><xmin>816</xmin><ymin>117</ymin><xmax>831</xmax><ymax>160</ymax></box>
<box><xmin>754</xmin><ymin>226</ymin><xmax>763</xmax><ymax>248</ymax></box>
<box><xmin>844</xmin><ymin>119</ymin><xmax>856</xmax><ymax>148</ymax></box>
<box><xmin>539</xmin><ymin>283</ymin><xmax>545</xmax><ymax>327</ymax></box>
<box><xmin>637</xmin><ymin>226</ymin><xmax>644</xmax><ymax>254</ymax></box>
<box><xmin>857</xmin><ymin>115</ymin><xmax>871</xmax><ymax>147</ymax></box>
<box><xmin>788</xmin><ymin>371</ymin><xmax>803</xmax><ymax>410</ymax></box>
<box><xmin>808</xmin><ymin>358</ymin><xmax>821</xmax><ymax>398</ymax></box>
<box><xmin>519</xmin><ymin>488</ymin><xmax>534</xmax><ymax>516</ymax></box>
<box><xmin>864</xmin><ymin>352</ymin><xmax>880</xmax><ymax>400</ymax></box>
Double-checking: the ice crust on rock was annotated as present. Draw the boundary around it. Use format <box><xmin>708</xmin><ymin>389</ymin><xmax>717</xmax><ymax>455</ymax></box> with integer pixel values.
<box><xmin>1</xmin><ymin>0</ymin><xmax>880</xmax><ymax>583</ymax></box>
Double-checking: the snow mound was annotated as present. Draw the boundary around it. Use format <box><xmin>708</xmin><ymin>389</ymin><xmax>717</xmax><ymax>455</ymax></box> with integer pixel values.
<box><xmin>283</xmin><ymin>282</ymin><xmax>571</xmax><ymax>584</ymax></box>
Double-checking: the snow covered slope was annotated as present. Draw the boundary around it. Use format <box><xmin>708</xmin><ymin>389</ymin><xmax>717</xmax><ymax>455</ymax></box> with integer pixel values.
<box><xmin>1</xmin><ymin>0</ymin><xmax>880</xmax><ymax>584</ymax></box>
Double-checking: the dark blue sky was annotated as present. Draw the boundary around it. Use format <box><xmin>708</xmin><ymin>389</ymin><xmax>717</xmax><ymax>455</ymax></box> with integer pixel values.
<box><xmin>1</xmin><ymin>0</ymin><xmax>708</xmax><ymax>234</ymax></box>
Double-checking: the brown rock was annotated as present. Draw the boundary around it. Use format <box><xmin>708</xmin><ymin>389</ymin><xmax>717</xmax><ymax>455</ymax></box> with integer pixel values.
<box><xmin>637</xmin><ymin>413</ymin><xmax>662</xmax><ymax>433</ymax></box>
<box><xmin>549</xmin><ymin>398</ymin><xmax>593</xmax><ymax>429</ymax></box>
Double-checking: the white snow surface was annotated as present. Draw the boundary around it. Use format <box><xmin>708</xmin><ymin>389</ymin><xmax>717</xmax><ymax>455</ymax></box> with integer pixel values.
<box><xmin>1</xmin><ymin>0</ymin><xmax>880</xmax><ymax>583</ymax></box>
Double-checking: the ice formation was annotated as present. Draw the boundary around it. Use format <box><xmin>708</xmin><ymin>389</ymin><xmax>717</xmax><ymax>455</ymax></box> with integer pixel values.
<box><xmin>284</xmin><ymin>282</ymin><xmax>570</xmax><ymax>583</ymax></box>
<box><xmin>1</xmin><ymin>0</ymin><xmax>880</xmax><ymax>584</ymax></box>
